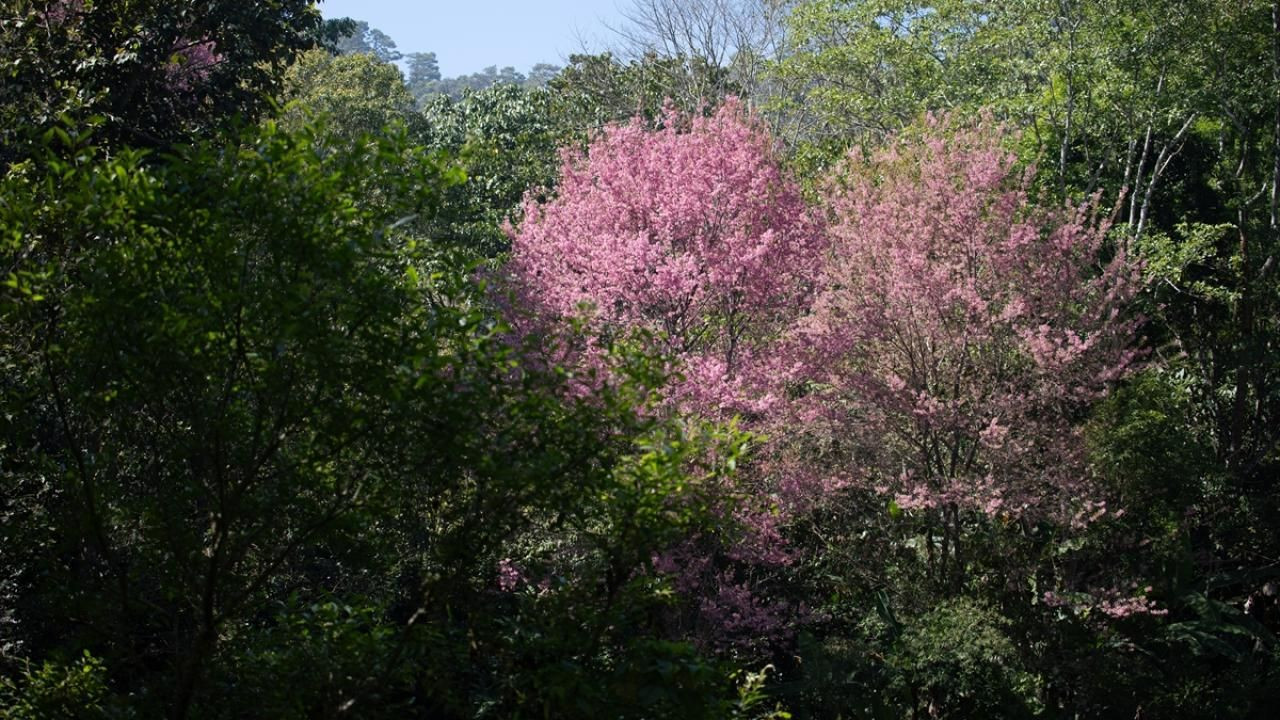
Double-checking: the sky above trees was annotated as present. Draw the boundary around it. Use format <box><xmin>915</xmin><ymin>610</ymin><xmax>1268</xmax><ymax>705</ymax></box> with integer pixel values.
<box><xmin>317</xmin><ymin>0</ymin><xmax>625</xmax><ymax>76</ymax></box>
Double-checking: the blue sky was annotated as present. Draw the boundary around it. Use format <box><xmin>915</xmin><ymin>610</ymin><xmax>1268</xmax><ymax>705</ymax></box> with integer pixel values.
<box><xmin>317</xmin><ymin>0</ymin><xmax>627</xmax><ymax>77</ymax></box>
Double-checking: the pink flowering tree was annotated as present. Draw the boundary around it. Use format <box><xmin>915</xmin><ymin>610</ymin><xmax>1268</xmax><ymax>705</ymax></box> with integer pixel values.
<box><xmin>799</xmin><ymin>116</ymin><xmax>1141</xmax><ymax>580</ymax></box>
<box><xmin>507</xmin><ymin>99</ymin><xmax>825</xmax><ymax>655</ymax></box>
<box><xmin>508</xmin><ymin>98</ymin><xmax>825</xmax><ymax>418</ymax></box>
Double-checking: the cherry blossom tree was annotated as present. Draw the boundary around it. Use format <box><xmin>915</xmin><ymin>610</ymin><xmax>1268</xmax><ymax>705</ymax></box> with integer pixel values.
<box><xmin>507</xmin><ymin>98</ymin><xmax>824</xmax><ymax>656</ymax></box>
<box><xmin>508</xmin><ymin>97</ymin><xmax>825</xmax><ymax>419</ymax></box>
<box><xmin>800</xmin><ymin>115</ymin><xmax>1141</xmax><ymax>531</ymax></box>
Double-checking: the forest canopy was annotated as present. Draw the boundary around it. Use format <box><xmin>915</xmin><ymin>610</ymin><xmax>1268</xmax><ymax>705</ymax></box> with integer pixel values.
<box><xmin>1</xmin><ymin>1</ymin><xmax>1278</xmax><ymax>718</ymax></box>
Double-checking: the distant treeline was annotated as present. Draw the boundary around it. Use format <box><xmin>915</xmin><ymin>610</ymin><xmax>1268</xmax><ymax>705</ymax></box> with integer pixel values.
<box><xmin>333</xmin><ymin>19</ymin><xmax>562</xmax><ymax>103</ymax></box>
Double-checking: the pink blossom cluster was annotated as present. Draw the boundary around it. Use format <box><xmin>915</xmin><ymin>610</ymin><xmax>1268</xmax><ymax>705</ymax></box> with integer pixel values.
<box><xmin>1097</xmin><ymin>595</ymin><xmax>1168</xmax><ymax>619</ymax></box>
<box><xmin>1043</xmin><ymin>586</ymin><xmax>1167</xmax><ymax>619</ymax></box>
<box><xmin>165</xmin><ymin>38</ymin><xmax>222</xmax><ymax>93</ymax></box>
<box><xmin>652</xmin><ymin>541</ymin><xmax>796</xmax><ymax>655</ymax></box>
<box><xmin>508</xmin><ymin>98</ymin><xmax>825</xmax><ymax>420</ymax></box>
<box><xmin>799</xmin><ymin>114</ymin><xmax>1141</xmax><ymax>522</ymax></box>
<box><xmin>496</xmin><ymin>558</ymin><xmax>525</xmax><ymax>592</ymax></box>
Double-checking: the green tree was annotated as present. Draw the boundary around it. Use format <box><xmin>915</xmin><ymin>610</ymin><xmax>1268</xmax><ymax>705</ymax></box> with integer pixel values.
<box><xmin>0</xmin><ymin>116</ymin><xmax>760</xmax><ymax>717</ymax></box>
<box><xmin>774</xmin><ymin>0</ymin><xmax>1209</xmax><ymax>212</ymax></box>
<box><xmin>419</xmin><ymin>84</ymin><xmax>565</xmax><ymax>255</ymax></box>
<box><xmin>430</xmin><ymin>65</ymin><xmax>529</xmax><ymax>100</ymax></box>
<box><xmin>405</xmin><ymin>51</ymin><xmax>442</xmax><ymax>101</ymax></box>
<box><xmin>333</xmin><ymin>19</ymin><xmax>402</xmax><ymax>62</ymax></box>
<box><xmin>0</xmin><ymin>0</ymin><xmax>323</xmax><ymax>164</ymax></box>
<box><xmin>282</xmin><ymin>49</ymin><xmax>419</xmax><ymax>144</ymax></box>
<box><xmin>548</xmin><ymin>51</ymin><xmax>739</xmax><ymax>132</ymax></box>
<box><xmin>526</xmin><ymin>62</ymin><xmax>563</xmax><ymax>88</ymax></box>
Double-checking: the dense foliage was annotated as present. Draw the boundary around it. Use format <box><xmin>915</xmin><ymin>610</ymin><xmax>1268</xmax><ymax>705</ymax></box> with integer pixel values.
<box><xmin>3</xmin><ymin>1</ymin><xmax>1280</xmax><ymax>718</ymax></box>
<box><xmin>0</xmin><ymin>0</ymin><xmax>324</xmax><ymax>163</ymax></box>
